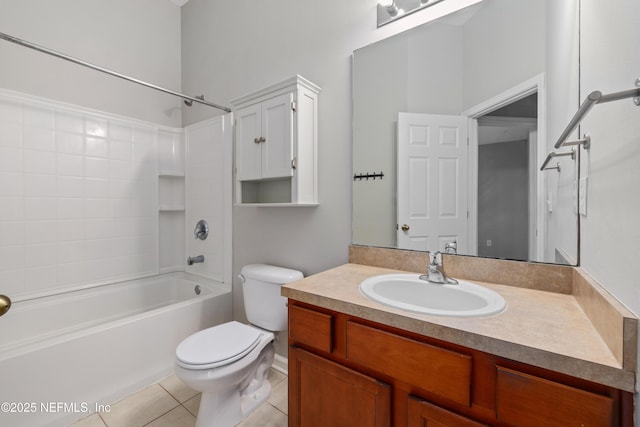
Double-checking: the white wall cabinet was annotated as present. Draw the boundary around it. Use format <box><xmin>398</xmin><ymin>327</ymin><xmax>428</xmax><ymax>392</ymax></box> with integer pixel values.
<box><xmin>232</xmin><ymin>75</ymin><xmax>320</xmax><ymax>206</ymax></box>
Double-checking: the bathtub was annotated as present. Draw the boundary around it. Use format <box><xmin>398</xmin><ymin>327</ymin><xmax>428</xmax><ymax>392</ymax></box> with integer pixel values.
<box><xmin>0</xmin><ymin>272</ymin><xmax>232</xmax><ymax>427</ymax></box>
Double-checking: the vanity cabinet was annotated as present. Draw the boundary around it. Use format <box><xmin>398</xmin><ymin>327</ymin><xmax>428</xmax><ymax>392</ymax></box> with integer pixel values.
<box><xmin>231</xmin><ymin>75</ymin><xmax>320</xmax><ymax>206</ymax></box>
<box><xmin>288</xmin><ymin>301</ymin><xmax>632</xmax><ymax>427</ymax></box>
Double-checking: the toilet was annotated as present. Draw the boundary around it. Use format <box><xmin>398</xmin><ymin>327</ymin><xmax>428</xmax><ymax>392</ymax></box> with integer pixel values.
<box><xmin>175</xmin><ymin>264</ymin><xmax>303</xmax><ymax>427</ymax></box>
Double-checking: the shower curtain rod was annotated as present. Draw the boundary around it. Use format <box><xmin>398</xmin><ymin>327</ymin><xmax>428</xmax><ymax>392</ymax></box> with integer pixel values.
<box><xmin>0</xmin><ymin>31</ymin><xmax>232</xmax><ymax>113</ymax></box>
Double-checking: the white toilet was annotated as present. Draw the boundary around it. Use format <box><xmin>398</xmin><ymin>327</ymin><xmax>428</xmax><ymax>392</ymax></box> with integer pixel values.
<box><xmin>175</xmin><ymin>264</ymin><xmax>303</xmax><ymax>427</ymax></box>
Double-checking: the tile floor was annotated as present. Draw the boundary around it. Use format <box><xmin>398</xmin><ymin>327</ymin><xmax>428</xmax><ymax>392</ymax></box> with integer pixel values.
<box><xmin>69</xmin><ymin>369</ymin><xmax>288</xmax><ymax>427</ymax></box>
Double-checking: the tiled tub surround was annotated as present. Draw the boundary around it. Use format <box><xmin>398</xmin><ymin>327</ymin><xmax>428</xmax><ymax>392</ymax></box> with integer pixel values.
<box><xmin>0</xmin><ymin>89</ymin><xmax>163</xmax><ymax>300</ymax></box>
<box><xmin>282</xmin><ymin>245</ymin><xmax>638</xmax><ymax>392</ymax></box>
<box><xmin>0</xmin><ymin>90</ymin><xmax>233</xmax><ymax>427</ymax></box>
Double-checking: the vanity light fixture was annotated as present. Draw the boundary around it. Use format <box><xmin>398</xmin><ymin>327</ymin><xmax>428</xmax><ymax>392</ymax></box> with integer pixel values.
<box><xmin>378</xmin><ymin>0</ymin><xmax>402</xmax><ymax>17</ymax></box>
<box><xmin>377</xmin><ymin>0</ymin><xmax>446</xmax><ymax>27</ymax></box>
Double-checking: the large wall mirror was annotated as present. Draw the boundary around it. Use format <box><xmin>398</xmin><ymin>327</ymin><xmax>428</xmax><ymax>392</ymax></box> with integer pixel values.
<box><xmin>353</xmin><ymin>0</ymin><xmax>580</xmax><ymax>265</ymax></box>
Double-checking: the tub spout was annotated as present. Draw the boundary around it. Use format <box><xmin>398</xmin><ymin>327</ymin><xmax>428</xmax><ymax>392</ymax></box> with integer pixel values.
<box><xmin>187</xmin><ymin>255</ymin><xmax>205</xmax><ymax>266</ymax></box>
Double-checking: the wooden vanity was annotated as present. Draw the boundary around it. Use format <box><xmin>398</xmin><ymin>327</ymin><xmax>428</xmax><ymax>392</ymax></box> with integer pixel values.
<box><xmin>283</xmin><ymin>249</ymin><xmax>637</xmax><ymax>427</ymax></box>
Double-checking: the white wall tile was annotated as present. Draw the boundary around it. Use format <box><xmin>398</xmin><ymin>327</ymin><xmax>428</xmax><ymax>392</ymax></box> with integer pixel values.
<box><xmin>0</xmin><ymin>146</ymin><xmax>23</xmax><ymax>172</ymax></box>
<box><xmin>0</xmin><ymin>122</ymin><xmax>22</xmax><ymax>147</ymax></box>
<box><xmin>57</xmin><ymin>153</ymin><xmax>84</xmax><ymax>177</ymax></box>
<box><xmin>58</xmin><ymin>176</ymin><xmax>84</xmax><ymax>198</ymax></box>
<box><xmin>24</xmin><ymin>149</ymin><xmax>56</xmax><ymax>174</ymax></box>
<box><xmin>24</xmin><ymin>197</ymin><xmax>57</xmax><ymax>220</ymax></box>
<box><xmin>85</xmin><ymin>178</ymin><xmax>108</xmax><ymax>198</ymax></box>
<box><xmin>85</xmin><ymin>118</ymin><xmax>108</xmax><ymax>138</ymax></box>
<box><xmin>57</xmin><ymin>241</ymin><xmax>86</xmax><ymax>264</ymax></box>
<box><xmin>0</xmin><ymin>197</ymin><xmax>25</xmax><ymax>221</ymax></box>
<box><xmin>0</xmin><ymin>172</ymin><xmax>23</xmax><ymax>197</ymax></box>
<box><xmin>57</xmin><ymin>262</ymin><xmax>86</xmax><ymax>285</ymax></box>
<box><xmin>23</xmin><ymin>127</ymin><xmax>55</xmax><ymax>151</ymax></box>
<box><xmin>109</xmin><ymin>140</ymin><xmax>132</xmax><ymax>161</ymax></box>
<box><xmin>55</xmin><ymin>112</ymin><xmax>84</xmax><ymax>134</ymax></box>
<box><xmin>24</xmin><ymin>221</ymin><xmax>58</xmax><ymax>245</ymax></box>
<box><xmin>110</xmin><ymin>122</ymin><xmax>133</xmax><ymax>142</ymax></box>
<box><xmin>23</xmin><ymin>107</ymin><xmax>54</xmax><ymax>129</ymax></box>
<box><xmin>24</xmin><ymin>174</ymin><xmax>56</xmax><ymax>197</ymax></box>
<box><xmin>56</xmin><ymin>132</ymin><xmax>84</xmax><ymax>155</ymax></box>
<box><xmin>23</xmin><ymin>243</ymin><xmax>58</xmax><ymax>268</ymax></box>
<box><xmin>0</xmin><ymin>101</ymin><xmax>22</xmax><ymax>123</ymax></box>
<box><xmin>109</xmin><ymin>160</ymin><xmax>131</xmax><ymax>180</ymax></box>
<box><xmin>0</xmin><ymin>221</ymin><xmax>24</xmax><ymax>246</ymax></box>
<box><xmin>23</xmin><ymin>265</ymin><xmax>58</xmax><ymax>293</ymax></box>
<box><xmin>0</xmin><ymin>269</ymin><xmax>25</xmax><ymax>296</ymax></box>
<box><xmin>57</xmin><ymin>220</ymin><xmax>85</xmax><ymax>241</ymax></box>
<box><xmin>0</xmin><ymin>93</ymin><xmax>163</xmax><ymax>298</ymax></box>
<box><xmin>0</xmin><ymin>246</ymin><xmax>25</xmax><ymax>271</ymax></box>
<box><xmin>57</xmin><ymin>198</ymin><xmax>84</xmax><ymax>219</ymax></box>
<box><xmin>85</xmin><ymin>157</ymin><xmax>109</xmax><ymax>179</ymax></box>
<box><xmin>86</xmin><ymin>137</ymin><xmax>108</xmax><ymax>158</ymax></box>
<box><xmin>85</xmin><ymin>198</ymin><xmax>111</xmax><ymax>219</ymax></box>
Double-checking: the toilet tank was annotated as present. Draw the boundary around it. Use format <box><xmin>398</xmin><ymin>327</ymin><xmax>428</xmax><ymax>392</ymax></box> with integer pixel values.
<box><xmin>240</xmin><ymin>264</ymin><xmax>303</xmax><ymax>332</ymax></box>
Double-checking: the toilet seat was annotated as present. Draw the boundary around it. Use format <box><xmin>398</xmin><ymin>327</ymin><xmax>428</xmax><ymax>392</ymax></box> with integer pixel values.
<box><xmin>176</xmin><ymin>321</ymin><xmax>264</xmax><ymax>369</ymax></box>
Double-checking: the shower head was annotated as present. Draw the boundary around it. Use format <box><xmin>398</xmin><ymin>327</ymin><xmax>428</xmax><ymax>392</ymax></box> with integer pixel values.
<box><xmin>184</xmin><ymin>94</ymin><xmax>205</xmax><ymax>107</ymax></box>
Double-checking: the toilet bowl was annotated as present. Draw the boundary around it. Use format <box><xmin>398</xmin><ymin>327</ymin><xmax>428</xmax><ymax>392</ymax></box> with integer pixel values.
<box><xmin>175</xmin><ymin>264</ymin><xmax>303</xmax><ymax>427</ymax></box>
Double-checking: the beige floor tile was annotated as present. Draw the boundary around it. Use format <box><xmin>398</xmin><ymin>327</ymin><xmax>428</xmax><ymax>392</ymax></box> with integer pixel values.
<box><xmin>99</xmin><ymin>384</ymin><xmax>179</xmax><ymax>427</ymax></box>
<box><xmin>68</xmin><ymin>413</ymin><xmax>107</xmax><ymax>427</ymax></box>
<box><xmin>145</xmin><ymin>405</ymin><xmax>196</xmax><ymax>427</ymax></box>
<box><xmin>268</xmin><ymin>380</ymin><xmax>288</xmax><ymax>415</ymax></box>
<box><xmin>237</xmin><ymin>402</ymin><xmax>287</xmax><ymax>427</ymax></box>
<box><xmin>267</xmin><ymin>368</ymin><xmax>286</xmax><ymax>388</ymax></box>
<box><xmin>159</xmin><ymin>374</ymin><xmax>199</xmax><ymax>403</ymax></box>
<box><xmin>182</xmin><ymin>394</ymin><xmax>201</xmax><ymax>417</ymax></box>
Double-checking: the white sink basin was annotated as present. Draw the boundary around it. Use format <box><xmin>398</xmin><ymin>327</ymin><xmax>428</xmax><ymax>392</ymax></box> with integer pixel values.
<box><xmin>359</xmin><ymin>274</ymin><xmax>506</xmax><ymax>318</ymax></box>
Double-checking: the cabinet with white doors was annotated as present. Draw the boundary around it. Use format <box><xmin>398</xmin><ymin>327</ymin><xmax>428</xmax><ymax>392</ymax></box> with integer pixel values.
<box><xmin>231</xmin><ymin>75</ymin><xmax>320</xmax><ymax>206</ymax></box>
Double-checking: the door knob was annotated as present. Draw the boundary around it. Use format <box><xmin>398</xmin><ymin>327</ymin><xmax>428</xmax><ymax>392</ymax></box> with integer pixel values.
<box><xmin>401</xmin><ymin>224</ymin><xmax>410</xmax><ymax>231</ymax></box>
<box><xmin>0</xmin><ymin>294</ymin><xmax>11</xmax><ymax>317</ymax></box>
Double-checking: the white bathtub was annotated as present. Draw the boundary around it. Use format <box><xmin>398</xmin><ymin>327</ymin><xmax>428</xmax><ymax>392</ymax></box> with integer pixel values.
<box><xmin>0</xmin><ymin>272</ymin><xmax>232</xmax><ymax>427</ymax></box>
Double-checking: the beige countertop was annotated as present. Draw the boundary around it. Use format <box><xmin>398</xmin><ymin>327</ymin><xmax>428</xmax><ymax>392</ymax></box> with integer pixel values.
<box><xmin>282</xmin><ymin>262</ymin><xmax>636</xmax><ymax>392</ymax></box>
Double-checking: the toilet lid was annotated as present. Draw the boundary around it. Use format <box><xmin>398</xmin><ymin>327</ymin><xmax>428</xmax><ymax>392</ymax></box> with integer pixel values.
<box><xmin>176</xmin><ymin>321</ymin><xmax>263</xmax><ymax>369</ymax></box>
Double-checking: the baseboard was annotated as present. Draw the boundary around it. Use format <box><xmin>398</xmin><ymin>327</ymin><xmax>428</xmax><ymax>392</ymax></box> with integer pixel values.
<box><xmin>272</xmin><ymin>353</ymin><xmax>288</xmax><ymax>376</ymax></box>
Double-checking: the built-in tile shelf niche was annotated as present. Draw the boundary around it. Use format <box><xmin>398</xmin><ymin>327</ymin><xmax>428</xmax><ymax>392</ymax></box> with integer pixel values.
<box><xmin>158</xmin><ymin>129</ymin><xmax>185</xmax><ymax>273</ymax></box>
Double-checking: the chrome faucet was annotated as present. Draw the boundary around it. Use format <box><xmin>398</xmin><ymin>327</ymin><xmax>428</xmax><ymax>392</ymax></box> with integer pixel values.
<box><xmin>187</xmin><ymin>255</ymin><xmax>205</xmax><ymax>265</ymax></box>
<box><xmin>420</xmin><ymin>251</ymin><xmax>458</xmax><ymax>285</ymax></box>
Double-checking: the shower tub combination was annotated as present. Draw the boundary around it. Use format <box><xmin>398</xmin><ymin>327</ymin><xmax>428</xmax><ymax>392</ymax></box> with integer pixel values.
<box><xmin>0</xmin><ymin>272</ymin><xmax>231</xmax><ymax>427</ymax></box>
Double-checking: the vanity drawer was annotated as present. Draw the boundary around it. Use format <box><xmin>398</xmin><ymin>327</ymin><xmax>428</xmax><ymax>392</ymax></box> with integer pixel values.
<box><xmin>289</xmin><ymin>304</ymin><xmax>333</xmax><ymax>353</ymax></box>
<box><xmin>346</xmin><ymin>321</ymin><xmax>472</xmax><ymax>406</ymax></box>
<box><xmin>496</xmin><ymin>366</ymin><xmax>614</xmax><ymax>427</ymax></box>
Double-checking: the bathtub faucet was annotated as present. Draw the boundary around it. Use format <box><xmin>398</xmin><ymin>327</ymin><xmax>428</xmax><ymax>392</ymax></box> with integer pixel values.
<box><xmin>187</xmin><ymin>255</ymin><xmax>205</xmax><ymax>266</ymax></box>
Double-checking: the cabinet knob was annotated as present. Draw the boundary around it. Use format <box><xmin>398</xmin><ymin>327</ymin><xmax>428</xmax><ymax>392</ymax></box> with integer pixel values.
<box><xmin>254</xmin><ymin>137</ymin><xmax>261</xmax><ymax>144</ymax></box>
<box><xmin>259</xmin><ymin>137</ymin><xmax>266</xmax><ymax>143</ymax></box>
<box><xmin>401</xmin><ymin>224</ymin><xmax>410</xmax><ymax>231</ymax></box>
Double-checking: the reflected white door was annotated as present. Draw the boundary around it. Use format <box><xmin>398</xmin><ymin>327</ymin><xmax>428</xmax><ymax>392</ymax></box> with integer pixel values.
<box><xmin>397</xmin><ymin>113</ymin><xmax>468</xmax><ymax>252</ymax></box>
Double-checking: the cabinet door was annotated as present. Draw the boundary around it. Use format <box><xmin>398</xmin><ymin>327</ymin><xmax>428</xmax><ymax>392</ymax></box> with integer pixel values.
<box><xmin>261</xmin><ymin>92</ymin><xmax>294</xmax><ymax>179</ymax></box>
<box><xmin>235</xmin><ymin>103</ymin><xmax>262</xmax><ymax>181</ymax></box>
<box><xmin>290</xmin><ymin>347</ymin><xmax>390</xmax><ymax>427</ymax></box>
<box><xmin>496</xmin><ymin>366</ymin><xmax>614</xmax><ymax>427</ymax></box>
<box><xmin>408</xmin><ymin>396</ymin><xmax>489</xmax><ymax>427</ymax></box>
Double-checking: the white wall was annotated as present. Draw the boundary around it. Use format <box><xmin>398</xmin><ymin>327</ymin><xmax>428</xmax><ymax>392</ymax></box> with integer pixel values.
<box><xmin>0</xmin><ymin>0</ymin><xmax>183</xmax><ymax>127</ymax></box>
<box><xmin>580</xmin><ymin>0</ymin><xmax>640</xmax><ymax>400</ymax></box>
<box><xmin>180</xmin><ymin>0</ymin><xmax>482</xmax><ymax>357</ymax></box>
